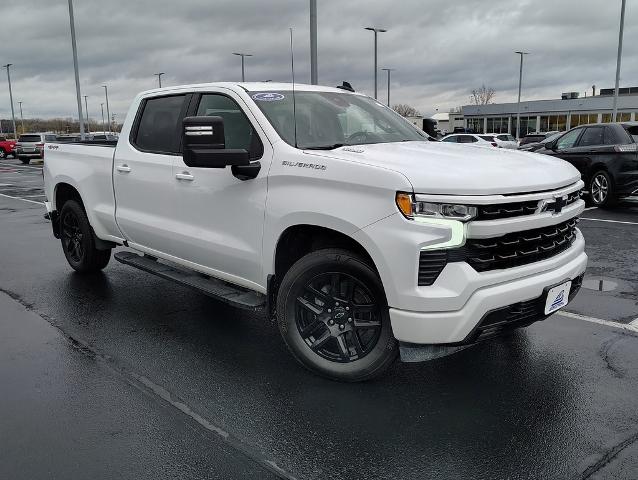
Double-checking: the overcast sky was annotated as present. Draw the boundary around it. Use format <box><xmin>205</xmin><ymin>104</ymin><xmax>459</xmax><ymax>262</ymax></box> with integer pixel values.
<box><xmin>0</xmin><ymin>0</ymin><xmax>635</xmax><ymax>122</ymax></box>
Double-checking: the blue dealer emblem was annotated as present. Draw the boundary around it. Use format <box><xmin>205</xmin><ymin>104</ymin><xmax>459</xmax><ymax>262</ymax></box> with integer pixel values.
<box><xmin>252</xmin><ymin>92</ymin><xmax>285</xmax><ymax>101</ymax></box>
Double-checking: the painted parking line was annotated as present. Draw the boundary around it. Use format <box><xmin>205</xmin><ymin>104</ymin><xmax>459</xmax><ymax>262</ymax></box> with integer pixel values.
<box><xmin>0</xmin><ymin>193</ymin><xmax>45</xmax><ymax>206</ymax></box>
<box><xmin>579</xmin><ymin>217</ymin><xmax>638</xmax><ymax>226</ymax></box>
<box><xmin>558</xmin><ymin>310</ymin><xmax>638</xmax><ymax>334</ymax></box>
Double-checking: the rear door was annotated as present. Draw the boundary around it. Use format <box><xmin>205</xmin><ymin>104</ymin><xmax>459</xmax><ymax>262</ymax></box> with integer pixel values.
<box><xmin>113</xmin><ymin>93</ymin><xmax>191</xmax><ymax>254</ymax></box>
<box><xmin>169</xmin><ymin>90</ymin><xmax>271</xmax><ymax>287</ymax></box>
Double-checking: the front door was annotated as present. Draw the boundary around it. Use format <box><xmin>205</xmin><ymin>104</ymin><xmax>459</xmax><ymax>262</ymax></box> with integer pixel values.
<box><xmin>170</xmin><ymin>90</ymin><xmax>271</xmax><ymax>289</ymax></box>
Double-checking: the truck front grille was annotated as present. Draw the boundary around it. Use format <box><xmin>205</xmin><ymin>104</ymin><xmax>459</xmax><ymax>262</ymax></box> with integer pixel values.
<box><xmin>476</xmin><ymin>190</ymin><xmax>580</xmax><ymax>220</ymax></box>
<box><xmin>464</xmin><ymin>218</ymin><xmax>578</xmax><ymax>272</ymax></box>
<box><xmin>417</xmin><ymin>218</ymin><xmax>579</xmax><ymax>286</ymax></box>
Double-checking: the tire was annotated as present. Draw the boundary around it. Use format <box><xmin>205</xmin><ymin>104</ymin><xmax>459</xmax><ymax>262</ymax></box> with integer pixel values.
<box><xmin>19</xmin><ymin>157</ymin><xmax>30</xmax><ymax>164</ymax></box>
<box><xmin>59</xmin><ymin>200</ymin><xmax>111</xmax><ymax>273</ymax></box>
<box><xmin>587</xmin><ymin>170</ymin><xmax>616</xmax><ymax>208</ymax></box>
<box><xmin>0</xmin><ymin>150</ymin><xmax>6</xmax><ymax>159</ymax></box>
<box><xmin>276</xmin><ymin>248</ymin><xmax>397</xmax><ymax>382</ymax></box>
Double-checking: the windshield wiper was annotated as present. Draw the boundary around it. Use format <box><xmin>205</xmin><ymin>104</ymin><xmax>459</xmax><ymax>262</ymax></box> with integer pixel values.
<box><xmin>302</xmin><ymin>143</ymin><xmax>346</xmax><ymax>150</ymax></box>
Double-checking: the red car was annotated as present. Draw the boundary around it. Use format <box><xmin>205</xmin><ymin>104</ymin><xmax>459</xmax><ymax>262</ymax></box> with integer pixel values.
<box><xmin>0</xmin><ymin>136</ymin><xmax>17</xmax><ymax>159</ymax></box>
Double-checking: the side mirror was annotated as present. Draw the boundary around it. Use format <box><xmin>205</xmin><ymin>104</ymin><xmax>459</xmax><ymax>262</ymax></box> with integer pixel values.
<box><xmin>544</xmin><ymin>140</ymin><xmax>557</xmax><ymax>151</ymax></box>
<box><xmin>182</xmin><ymin>116</ymin><xmax>250</xmax><ymax>168</ymax></box>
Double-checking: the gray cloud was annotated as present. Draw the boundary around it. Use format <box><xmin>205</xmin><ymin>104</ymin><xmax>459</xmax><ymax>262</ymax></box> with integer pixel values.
<box><xmin>0</xmin><ymin>0</ymin><xmax>635</xmax><ymax>122</ymax></box>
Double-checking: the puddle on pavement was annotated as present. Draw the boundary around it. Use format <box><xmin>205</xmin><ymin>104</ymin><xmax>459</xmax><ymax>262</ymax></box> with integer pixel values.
<box><xmin>582</xmin><ymin>277</ymin><xmax>619</xmax><ymax>292</ymax></box>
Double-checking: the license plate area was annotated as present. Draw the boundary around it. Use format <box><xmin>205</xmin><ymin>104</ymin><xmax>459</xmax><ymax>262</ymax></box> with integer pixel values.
<box><xmin>544</xmin><ymin>280</ymin><xmax>572</xmax><ymax>314</ymax></box>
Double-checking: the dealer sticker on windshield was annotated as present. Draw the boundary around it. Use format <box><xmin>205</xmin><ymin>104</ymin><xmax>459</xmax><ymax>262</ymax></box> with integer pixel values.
<box><xmin>544</xmin><ymin>280</ymin><xmax>572</xmax><ymax>315</ymax></box>
<box><xmin>252</xmin><ymin>92</ymin><xmax>285</xmax><ymax>101</ymax></box>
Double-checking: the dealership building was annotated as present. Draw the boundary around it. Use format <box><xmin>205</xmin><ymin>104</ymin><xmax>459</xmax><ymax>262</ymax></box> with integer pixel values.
<box><xmin>461</xmin><ymin>87</ymin><xmax>638</xmax><ymax>136</ymax></box>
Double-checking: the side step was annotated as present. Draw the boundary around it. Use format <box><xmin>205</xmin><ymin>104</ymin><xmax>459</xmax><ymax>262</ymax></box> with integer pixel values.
<box><xmin>114</xmin><ymin>251</ymin><xmax>266</xmax><ymax>311</ymax></box>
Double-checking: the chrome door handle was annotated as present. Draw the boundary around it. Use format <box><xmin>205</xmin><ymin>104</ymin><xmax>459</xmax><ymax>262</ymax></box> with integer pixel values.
<box><xmin>116</xmin><ymin>164</ymin><xmax>131</xmax><ymax>173</ymax></box>
<box><xmin>175</xmin><ymin>172</ymin><xmax>194</xmax><ymax>181</ymax></box>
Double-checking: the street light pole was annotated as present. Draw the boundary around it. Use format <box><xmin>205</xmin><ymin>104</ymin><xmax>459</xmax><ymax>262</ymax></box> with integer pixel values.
<box><xmin>100</xmin><ymin>103</ymin><xmax>106</xmax><ymax>134</ymax></box>
<box><xmin>18</xmin><ymin>101</ymin><xmax>24</xmax><ymax>134</ymax></box>
<box><xmin>67</xmin><ymin>0</ymin><xmax>85</xmax><ymax>138</ymax></box>
<box><xmin>102</xmin><ymin>85</ymin><xmax>111</xmax><ymax>133</ymax></box>
<box><xmin>612</xmin><ymin>0</ymin><xmax>626</xmax><ymax>122</ymax></box>
<box><xmin>2</xmin><ymin>64</ymin><xmax>18</xmax><ymax>140</ymax></box>
<box><xmin>310</xmin><ymin>0</ymin><xmax>318</xmax><ymax>84</ymax></box>
<box><xmin>154</xmin><ymin>72</ymin><xmax>165</xmax><ymax>88</ymax></box>
<box><xmin>232</xmin><ymin>53</ymin><xmax>253</xmax><ymax>82</ymax></box>
<box><xmin>364</xmin><ymin>27</ymin><xmax>387</xmax><ymax>99</ymax></box>
<box><xmin>515</xmin><ymin>51</ymin><xmax>529</xmax><ymax>140</ymax></box>
<box><xmin>381</xmin><ymin>68</ymin><xmax>394</xmax><ymax>107</ymax></box>
<box><xmin>84</xmin><ymin>95</ymin><xmax>89</xmax><ymax>133</ymax></box>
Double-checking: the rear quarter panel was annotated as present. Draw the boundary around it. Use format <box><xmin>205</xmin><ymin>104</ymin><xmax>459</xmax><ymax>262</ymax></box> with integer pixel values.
<box><xmin>44</xmin><ymin>143</ymin><xmax>122</xmax><ymax>242</ymax></box>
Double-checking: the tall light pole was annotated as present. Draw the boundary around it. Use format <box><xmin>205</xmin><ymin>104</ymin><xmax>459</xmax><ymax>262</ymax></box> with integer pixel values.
<box><xmin>102</xmin><ymin>85</ymin><xmax>111</xmax><ymax>133</ymax></box>
<box><xmin>18</xmin><ymin>101</ymin><xmax>24</xmax><ymax>134</ymax></box>
<box><xmin>612</xmin><ymin>0</ymin><xmax>626</xmax><ymax>122</ymax></box>
<box><xmin>154</xmin><ymin>72</ymin><xmax>164</xmax><ymax>88</ymax></box>
<box><xmin>515</xmin><ymin>51</ymin><xmax>529</xmax><ymax>140</ymax></box>
<box><xmin>100</xmin><ymin>103</ymin><xmax>106</xmax><ymax>134</ymax></box>
<box><xmin>364</xmin><ymin>27</ymin><xmax>387</xmax><ymax>99</ymax></box>
<box><xmin>67</xmin><ymin>0</ymin><xmax>85</xmax><ymax>138</ymax></box>
<box><xmin>232</xmin><ymin>53</ymin><xmax>252</xmax><ymax>82</ymax></box>
<box><xmin>84</xmin><ymin>95</ymin><xmax>89</xmax><ymax>133</ymax></box>
<box><xmin>309</xmin><ymin>0</ymin><xmax>318</xmax><ymax>84</ymax></box>
<box><xmin>381</xmin><ymin>68</ymin><xmax>394</xmax><ymax>107</ymax></box>
<box><xmin>2</xmin><ymin>64</ymin><xmax>17</xmax><ymax>140</ymax></box>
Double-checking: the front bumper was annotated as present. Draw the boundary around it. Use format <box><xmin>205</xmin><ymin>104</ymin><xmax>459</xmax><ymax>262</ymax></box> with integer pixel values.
<box><xmin>389</xmin><ymin>237</ymin><xmax>587</xmax><ymax>344</ymax></box>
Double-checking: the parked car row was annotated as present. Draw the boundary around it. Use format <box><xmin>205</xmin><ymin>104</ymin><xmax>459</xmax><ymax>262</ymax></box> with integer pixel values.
<box><xmin>440</xmin><ymin>123</ymin><xmax>638</xmax><ymax>208</ymax></box>
<box><xmin>8</xmin><ymin>132</ymin><xmax>120</xmax><ymax>164</ymax></box>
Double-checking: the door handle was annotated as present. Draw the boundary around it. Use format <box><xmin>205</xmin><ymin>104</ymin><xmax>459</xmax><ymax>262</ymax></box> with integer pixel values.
<box><xmin>175</xmin><ymin>172</ymin><xmax>194</xmax><ymax>181</ymax></box>
<box><xmin>116</xmin><ymin>164</ymin><xmax>131</xmax><ymax>173</ymax></box>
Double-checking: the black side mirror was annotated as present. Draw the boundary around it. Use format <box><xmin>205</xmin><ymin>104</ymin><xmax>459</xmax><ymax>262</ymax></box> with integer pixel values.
<box><xmin>182</xmin><ymin>116</ymin><xmax>250</xmax><ymax>168</ymax></box>
<box><xmin>544</xmin><ymin>140</ymin><xmax>557</xmax><ymax>151</ymax></box>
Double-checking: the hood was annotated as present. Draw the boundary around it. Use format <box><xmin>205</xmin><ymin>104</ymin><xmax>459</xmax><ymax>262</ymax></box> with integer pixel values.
<box><xmin>317</xmin><ymin>141</ymin><xmax>581</xmax><ymax>195</ymax></box>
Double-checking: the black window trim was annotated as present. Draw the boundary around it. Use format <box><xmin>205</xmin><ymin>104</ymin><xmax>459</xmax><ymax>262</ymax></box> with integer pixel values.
<box><xmin>190</xmin><ymin>91</ymin><xmax>264</xmax><ymax>161</ymax></box>
<box><xmin>129</xmin><ymin>93</ymin><xmax>192</xmax><ymax>156</ymax></box>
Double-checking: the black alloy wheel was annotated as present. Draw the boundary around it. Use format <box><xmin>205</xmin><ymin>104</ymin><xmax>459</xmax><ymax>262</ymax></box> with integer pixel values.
<box><xmin>277</xmin><ymin>249</ymin><xmax>397</xmax><ymax>382</ymax></box>
<box><xmin>59</xmin><ymin>200</ymin><xmax>111</xmax><ymax>273</ymax></box>
<box><xmin>61</xmin><ymin>208</ymin><xmax>85</xmax><ymax>264</ymax></box>
<box><xmin>295</xmin><ymin>271</ymin><xmax>382</xmax><ymax>363</ymax></box>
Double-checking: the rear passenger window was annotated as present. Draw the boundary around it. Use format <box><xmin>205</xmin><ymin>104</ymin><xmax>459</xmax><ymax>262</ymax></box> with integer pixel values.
<box><xmin>441</xmin><ymin>136</ymin><xmax>457</xmax><ymax>143</ymax></box>
<box><xmin>134</xmin><ymin>95</ymin><xmax>186</xmax><ymax>154</ymax></box>
<box><xmin>196</xmin><ymin>94</ymin><xmax>262</xmax><ymax>158</ymax></box>
<box><xmin>578</xmin><ymin>127</ymin><xmax>604</xmax><ymax>147</ymax></box>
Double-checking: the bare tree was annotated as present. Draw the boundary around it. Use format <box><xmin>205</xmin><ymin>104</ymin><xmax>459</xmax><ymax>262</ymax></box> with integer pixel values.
<box><xmin>392</xmin><ymin>104</ymin><xmax>420</xmax><ymax>117</ymax></box>
<box><xmin>470</xmin><ymin>85</ymin><xmax>496</xmax><ymax>105</ymax></box>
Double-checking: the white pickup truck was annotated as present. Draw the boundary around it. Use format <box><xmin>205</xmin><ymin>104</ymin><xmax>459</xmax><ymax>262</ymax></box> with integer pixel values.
<box><xmin>43</xmin><ymin>82</ymin><xmax>587</xmax><ymax>381</ymax></box>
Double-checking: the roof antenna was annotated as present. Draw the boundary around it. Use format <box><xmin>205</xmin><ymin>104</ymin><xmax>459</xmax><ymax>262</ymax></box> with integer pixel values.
<box><xmin>290</xmin><ymin>27</ymin><xmax>298</xmax><ymax>148</ymax></box>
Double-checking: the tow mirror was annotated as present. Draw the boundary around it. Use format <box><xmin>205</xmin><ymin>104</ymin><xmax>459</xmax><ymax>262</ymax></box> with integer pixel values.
<box><xmin>182</xmin><ymin>116</ymin><xmax>249</xmax><ymax>168</ymax></box>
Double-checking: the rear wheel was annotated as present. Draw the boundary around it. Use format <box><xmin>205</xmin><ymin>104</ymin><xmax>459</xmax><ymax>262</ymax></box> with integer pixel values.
<box><xmin>19</xmin><ymin>157</ymin><xmax>30</xmax><ymax>164</ymax></box>
<box><xmin>276</xmin><ymin>249</ymin><xmax>397</xmax><ymax>382</ymax></box>
<box><xmin>59</xmin><ymin>200</ymin><xmax>111</xmax><ymax>273</ymax></box>
<box><xmin>588</xmin><ymin>170</ymin><xmax>616</xmax><ymax>208</ymax></box>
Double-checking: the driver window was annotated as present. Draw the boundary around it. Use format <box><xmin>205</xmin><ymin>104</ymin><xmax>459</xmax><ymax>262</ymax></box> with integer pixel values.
<box><xmin>197</xmin><ymin>94</ymin><xmax>262</xmax><ymax>158</ymax></box>
<box><xmin>556</xmin><ymin>128</ymin><xmax>582</xmax><ymax>150</ymax></box>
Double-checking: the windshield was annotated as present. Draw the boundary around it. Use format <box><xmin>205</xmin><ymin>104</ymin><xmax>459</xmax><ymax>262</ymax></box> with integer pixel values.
<box><xmin>249</xmin><ymin>90</ymin><xmax>426</xmax><ymax>149</ymax></box>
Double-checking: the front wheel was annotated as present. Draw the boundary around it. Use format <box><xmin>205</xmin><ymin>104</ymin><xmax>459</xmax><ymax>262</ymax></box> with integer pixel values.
<box><xmin>0</xmin><ymin>150</ymin><xmax>6</xmax><ymax>159</ymax></box>
<box><xmin>59</xmin><ymin>200</ymin><xmax>111</xmax><ymax>273</ymax></box>
<box><xmin>588</xmin><ymin>170</ymin><xmax>616</xmax><ymax>208</ymax></box>
<box><xmin>276</xmin><ymin>249</ymin><xmax>397</xmax><ymax>382</ymax></box>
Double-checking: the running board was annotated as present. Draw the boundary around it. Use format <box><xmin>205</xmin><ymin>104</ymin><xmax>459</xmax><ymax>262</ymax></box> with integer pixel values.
<box><xmin>114</xmin><ymin>251</ymin><xmax>266</xmax><ymax>311</ymax></box>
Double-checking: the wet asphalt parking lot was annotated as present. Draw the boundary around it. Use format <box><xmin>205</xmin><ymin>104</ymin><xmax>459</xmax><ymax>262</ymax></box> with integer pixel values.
<box><xmin>1</xmin><ymin>158</ymin><xmax>638</xmax><ymax>480</ymax></box>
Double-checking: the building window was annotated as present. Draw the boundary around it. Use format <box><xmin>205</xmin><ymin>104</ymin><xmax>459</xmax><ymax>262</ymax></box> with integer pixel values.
<box><xmin>571</xmin><ymin>113</ymin><xmax>599</xmax><ymax>127</ymax></box>
<box><xmin>602</xmin><ymin>112</ymin><xmax>631</xmax><ymax>123</ymax></box>
<box><xmin>467</xmin><ymin>117</ymin><xmax>484</xmax><ymax>133</ymax></box>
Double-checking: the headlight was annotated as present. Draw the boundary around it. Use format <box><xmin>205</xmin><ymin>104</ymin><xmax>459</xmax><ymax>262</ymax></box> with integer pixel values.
<box><xmin>396</xmin><ymin>193</ymin><xmax>477</xmax><ymax>222</ymax></box>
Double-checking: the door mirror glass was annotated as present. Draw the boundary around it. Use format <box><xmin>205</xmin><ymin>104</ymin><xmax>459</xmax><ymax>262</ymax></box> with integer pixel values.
<box><xmin>182</xmin><ymin>116</ymin><xmax>250</xmax><ymax>168</ymax></box>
